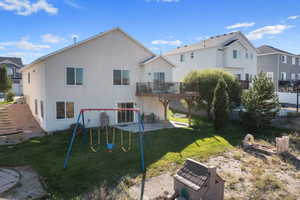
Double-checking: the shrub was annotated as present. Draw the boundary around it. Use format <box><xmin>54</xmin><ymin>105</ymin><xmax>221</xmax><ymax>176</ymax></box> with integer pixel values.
<box><xmin>5</xmin><ymin>91</ymin><xmax>15</xmax><ymax>102</ymax></box>
<box><xmin>0</xmin><ymin>64</ymin><xmax>12</xmax><ymax>93</ymax></box>
<box><xmin>212</xmin><ymin>78</ymin><xmax>229</xmax><ymax>132</ymax></box>
<box><xmin>183</xmin><ymin>69</ymin><xmax>241</xmax><ymax>117</ymax></box>
<box><xmin>241</xmin><ymin>72</ymin><xmax>280</xmax><ymax>132</ymax></box>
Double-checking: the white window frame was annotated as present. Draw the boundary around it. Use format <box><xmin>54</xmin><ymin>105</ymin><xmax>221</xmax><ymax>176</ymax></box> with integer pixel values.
<box><xmin>65</xmin><ymin>67</ymin><xmax>84</xmax><ymax>86</ymax></box>
<box><xmin>40</xmin><ymin>100</ymin><xmax>44</xmax><ymax>119</ymax></box>
<box><xmin>297</xmin><ymin>74</ymin><xmax>300</xmax><ymax>80</ymax></box>
<box><xmin>180</xmin><ymin>54</ymin><xmax>185</xmax><ymax>62</ymax></box>
<box><xmin>113</xmin><ymin>69</ymin><xmax>130</xmax><ymax>86</ymax></box>
<box><xmin>28</xmin><ymin>72</ymin><xmax>30</xmax><ymax>84</ymax></box>
<box><xmin>34</xmin><ymin>99</ymin><xmax>38</xmax><ymax>115</ymax></box>
<box><xmin>56</xmin><ymin>101</ymin><xmax>75</xmax><ymax>120</ymax></box>
<box><xmin>233</xmin><ymin>49</ymin><xmax>238</xmax><ymax>59</ymax></box>
<box><xmin>292</xmin><ymin>57</ymin><xmax>296</xmax><ymax>65</ymax></box>
<box><xmin>281</xmin><ymin>55</ymin><xmax>287</xmax><ymax>63</ymax></box>
<box><xmin>280</xmin><ymin>72</ymin><xmax>287</xmax><ymax>80</ymax></box>
<box><xmin>190</xmin><ymin>52</ymin><xmax>194</xmax><ymax>59</ymax></box>
<box><xmin>115</xmin><ymin>102</ymin><xmax>135</xmax><ymax>124</ymax></box>
<box><xmin>266</xmin><ymin>72</ymin><xmax>273</xmax><ymax>82</ymax></box>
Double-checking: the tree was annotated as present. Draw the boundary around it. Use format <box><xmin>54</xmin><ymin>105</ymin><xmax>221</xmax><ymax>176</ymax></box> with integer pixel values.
<box><xmin>213</xmin><ymin>78</ymin><xmax>229</xmax><ymax>132</ymax></box>
<box><xmin>183</xmin><ymin>69</ymin><xmax>241</xmax><ymax>117</ymax></box>
<box><xmin>0</xmin><ymin>64</ymin><xmax>12</xmax><ymax>93</ymax></box>
<box><xmin>241</xmin><ymin>72</ymin><xmax>280</xmax><ymax>132</ymax></box>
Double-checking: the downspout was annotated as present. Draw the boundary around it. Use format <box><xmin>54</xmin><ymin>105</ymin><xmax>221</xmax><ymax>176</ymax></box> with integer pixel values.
<box><xmin>277</xmin><ymin>54</ymin><xmax>280</xmax><ymax>92</ymax></box>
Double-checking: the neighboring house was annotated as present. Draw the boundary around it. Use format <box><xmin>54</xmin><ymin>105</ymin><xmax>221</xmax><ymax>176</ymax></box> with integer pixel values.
<box><xmin>0</xmin><ymin>57</ymin><xmax>23</xmax><ymax>95</ymax></box>
<box><xmin>257</xmin><ymin>45</ymin><xmax>300</xmax><ymax>91</ymax></box>
<box><xmin>164</xmin><ymin>31</ymin><xmax>257</xmax><ymax>85</ymax></box>
<box><xmin>20</xmin><ymin>28</ymin><xmax>175</xmax><ymax>132</ymax></box>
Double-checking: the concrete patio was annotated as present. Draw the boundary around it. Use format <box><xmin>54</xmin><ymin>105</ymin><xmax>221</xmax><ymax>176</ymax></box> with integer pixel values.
<box><xmin>115</xmin><ymin>121</ymin><xmax>188</xmax><ymax>133</ymax></box>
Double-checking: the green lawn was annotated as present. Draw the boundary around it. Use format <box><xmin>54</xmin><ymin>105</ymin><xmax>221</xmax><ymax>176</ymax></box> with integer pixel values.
<box><xmin>0</xmin><ymin>113</ymin><xmax>287</xmax><ymax>198</ymax></box>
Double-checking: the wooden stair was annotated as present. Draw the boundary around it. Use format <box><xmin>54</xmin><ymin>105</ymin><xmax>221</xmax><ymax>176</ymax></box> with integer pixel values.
<box><xmin>0</xmin><ymin>105</ymin><xmax>23</xmax><ymax>136</ymax></box>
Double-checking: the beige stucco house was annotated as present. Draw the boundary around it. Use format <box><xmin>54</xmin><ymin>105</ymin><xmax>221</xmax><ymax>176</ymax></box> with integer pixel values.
<box><xmin>20</xmin><ymin>28</ymin><xmax>175</xmax><ymax>132</ymax></box>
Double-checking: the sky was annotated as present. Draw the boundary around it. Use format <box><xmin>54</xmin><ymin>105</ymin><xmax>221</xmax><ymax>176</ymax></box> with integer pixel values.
<box><xmin>0</xmin><ymin>0</ymin><xmax>299</xmax><ymax>64</ymax></box>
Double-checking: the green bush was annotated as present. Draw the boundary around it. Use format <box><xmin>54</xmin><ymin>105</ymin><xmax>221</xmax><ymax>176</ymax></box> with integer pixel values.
<box><xmin>5</xmin><ymin>91</ymin><xmax>15</xmax><ymax>102</ymax></box>
<box><xmin>183</xmin><ymin>68</ymin><xmax>241</xmax><ymax>117</ymax></box>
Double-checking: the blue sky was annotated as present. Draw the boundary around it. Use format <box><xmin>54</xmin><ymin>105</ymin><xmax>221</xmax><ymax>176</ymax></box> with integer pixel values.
<box><xmin>0</xmin><ymin>0</ymin><xmax>299</xmax><ymax>64</ymax></box>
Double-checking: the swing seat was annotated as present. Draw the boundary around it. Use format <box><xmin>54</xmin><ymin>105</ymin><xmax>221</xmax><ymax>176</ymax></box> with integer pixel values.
<box><xmin>107</xmin><ymin>143</ymin><xmax>114</xmax><ymax>150</ymax></box>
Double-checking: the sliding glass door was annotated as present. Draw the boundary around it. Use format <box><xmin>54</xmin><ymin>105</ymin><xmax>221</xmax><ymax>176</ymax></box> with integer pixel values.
<box><xmin>117</xmin><ymin>102</ymin><xmax>134</xmax><ymax>123</ymax></box>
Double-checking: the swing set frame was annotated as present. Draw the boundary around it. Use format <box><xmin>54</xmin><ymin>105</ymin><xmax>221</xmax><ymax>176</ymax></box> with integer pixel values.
<box><xmin>63</xmin><ymin>108</ymin><xmax>145</xmax><ymax>172</ymax></box>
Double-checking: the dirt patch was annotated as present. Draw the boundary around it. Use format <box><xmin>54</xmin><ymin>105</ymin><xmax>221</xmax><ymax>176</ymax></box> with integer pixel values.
<box><xmin>0</xmin><ymin>166</ymin><xmax>47</xmax><ymax>199</ymax></box>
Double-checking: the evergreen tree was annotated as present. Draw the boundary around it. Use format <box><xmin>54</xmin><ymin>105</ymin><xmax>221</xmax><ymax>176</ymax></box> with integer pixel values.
<box><xmin>0</xmin><ymin>64</ymin><xmax>12</xmax><ymax>93</ymax></box>
<box><xmin>213</xmin><ymin>78</ymin><xmax>230</xmax><ymax>132</ymax></box>
<box><xmin>241</xmin><ymin>72</ymin><xmax>280</xmax><ymax>132</ymax></box>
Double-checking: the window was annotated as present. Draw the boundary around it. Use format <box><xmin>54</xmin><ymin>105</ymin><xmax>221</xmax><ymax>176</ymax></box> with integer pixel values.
<box><xmin>233</xmin><ymin>50</ymin><xmax>238</xmax><ymax>59</ymax></box>
<box><xmin>28</xmin><ymin>72</ymin><xmax>30</xmax><ymax>84</ymax></box>
<box><xmin>35</xmin><ymin>99</ymin><xmax>38</xmax><ymax>115</ymax></box>
<box><xmin>7</xmin><ymin>68</ymin><xmax>13</xmax><ymax>75</ymax></box>
<box><xmin>291</xmin><ymin>73</ymin><xmax>296</xmax><ymax>80</ymax></box>
<box><xmin>296</xmin><ymin>57</ymin><xmax>300</xmax><ymax>66</ymax></box>
<box><xmin>245</xmin><ymin>52</ymin><xmax>249</xmax><ymax>59</ymax></box>
<box><xmin>190</xmin><ymin>52</ymin><xmax>194</xmax><ymax>59</ymax></box>
<box><xmin>280</xmin><ymin>72</ymin><xmax>287</xmax><ymax>80</ymax></box>
<box><xmin>66</xmin><ymin>67</ymin><xmax>83</xmax><ymax>85</ymax></box>
<box><xmin>180</xmin><ymin>54</ymin><xmax>185</xmax><ymax>62</ymax></box>
<box><xmin>245</xmin><ymin>73</ymin><xmax>250</xmax><ymax>81</ymax></box>
<box><xmin>56</xmin><ymin>101</ymin><xmax>74</xmax><ymax>119</ymax></box>
<box><xmin>113</xmin><ymin>70</ymin><xmax>130</xmax><ymax>85</ymax></box>
<box><xmin>250</xmin><ymin>53</ymin><xmax>253</xmax><ymax>60</ymax></box>
<box><xmin>292</xmin><ymin>57</ymin><xmax>296</xmax><ymax>65</ymax></box>
<box><xmin>153</xmin><ymin>72</ymin><xmax>165</xmax><ymax>90</ymax></box>
<box><xmin>266</xmin><ymin>72</ymin><xmax>274</xmax><ymax>82</ymax></box>
<box><xmin>281</xmin><ymin>55</ymin><xmax>287</xmax><ymax>63</ymax></box>
<box><xmin>40</xmin><ymin>101</ymin><xmax>44</xmax><ymax>118</ymax></box>
<box><xmin>297</xmin><ymin>74</ymin><xmax>300</xmax><ymax>80</ymax></box>
<box><xmin>117</xmin><ymin>103</ymin><xmax>134</xmax><ymax>123</ymax></box>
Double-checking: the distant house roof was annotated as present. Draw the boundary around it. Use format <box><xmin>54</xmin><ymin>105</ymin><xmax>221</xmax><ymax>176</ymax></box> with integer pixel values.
<box><xmin>21</xmin><ymin>27</ymin><xmax>156</xmax><ymax>72</ymax></box>
<box><xmin>0</xmin><ymin>57</ymin><xmax>23</xmax><ymax>68</ymax></box>
<box><xmin>164</xmin><ymin>31</ymin><xmax>256</xmax><ymax>56</ymax></box>
<box><xmin>257</xmin><ymin>45</ymin><xmax>296</xmax><ymax>56</ymax></box>
<box><xmin>139</xmin><ymin>55</ymin><xmax>175</xmax><ymax>67</ymax></box>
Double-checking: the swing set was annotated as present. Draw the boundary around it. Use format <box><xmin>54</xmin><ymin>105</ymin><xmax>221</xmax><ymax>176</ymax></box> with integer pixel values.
<box><xmin>63</xmin><ymin>108</ymin><xmax>145</xmax><ymax>172</ymax></box>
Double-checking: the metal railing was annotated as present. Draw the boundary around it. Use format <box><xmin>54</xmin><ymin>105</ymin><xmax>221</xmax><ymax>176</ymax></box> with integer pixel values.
<box><xmin>240</xmin><ymin>80</ymin><xmax>250</xmax><ymax>90</ymax></box>
<box><xmin>136</xmin><ymin>82</ymin><xmax>197</xmax><ymax>95</ymax></box>
<box><xmin>278</xmin><ymin>80</ymin><xmax>300</xmax><ymax>93</ymax></box>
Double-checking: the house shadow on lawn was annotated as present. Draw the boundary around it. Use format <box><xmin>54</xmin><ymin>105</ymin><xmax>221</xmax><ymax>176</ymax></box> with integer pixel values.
<box><xmin>0</xmin><ymin>123</ymin><xmax>245</xmax><ymax>199</ymax></box>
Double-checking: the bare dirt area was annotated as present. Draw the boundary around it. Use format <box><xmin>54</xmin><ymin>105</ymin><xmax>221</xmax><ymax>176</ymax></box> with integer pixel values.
<box><xmin>126</xmin><ymin>134</ymin><xmax>300</xmax><ymax>200</ymax></box>
<box><xmin>0</xmin><ymin>166</ymin><xmax>47</xmax><ymax>200</ymax></box>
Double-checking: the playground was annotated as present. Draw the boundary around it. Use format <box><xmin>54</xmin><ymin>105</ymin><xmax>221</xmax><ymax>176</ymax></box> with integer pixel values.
<box><xmin>0</xmin><ymin>109</ymin><xmax>291</xmax><ymax>199</ymax></box>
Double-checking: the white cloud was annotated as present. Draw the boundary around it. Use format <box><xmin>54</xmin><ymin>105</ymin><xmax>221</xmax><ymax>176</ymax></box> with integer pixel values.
<box><xmin>247</xmin><ymin>25</ymin><xmax>293</xmax><ymax>40</ymax></box>
<box><xmin>287</xmin><ymin>15</ymin><xmax>299</xmax><ymax>20</ymax></box>
<box><xmin>0</xmin><ymin>46</ymin><xmax>5</xmax><ymax>50</ymax></box>
<box><xmin>41</xmin><ymin>34</ymin><xmax>64</xmax><ymax>44</ymax></box>
<box><xmin>0</xmin><ymin>0</ymin><xmax>58</xmax><ymax>16</ymax></box>
<box><xmin>152</xmin><ymin>39</ymin><xmax>182</xmax><ymax>46</ymax></box>
<box><xmin>64</xmin><ymin>0</ymin><xmax>82</xmax><ymax>9</ymax></box>
<box><xmin>0</xmin><ymin>36</ymin><xmax>50</xmax><ymax>50</ymax></box>
<box><xmin>226</xmin><ymin>22</ymin><xmax>255</xmax><ymax>29</ymax></box>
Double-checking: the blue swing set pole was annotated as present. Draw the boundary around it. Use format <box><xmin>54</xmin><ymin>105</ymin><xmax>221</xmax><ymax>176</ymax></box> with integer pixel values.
<box><xmin>138</xmin><ymin>111</ymin><xmax>145</xmax><ymax>172</ymax></box>
<box><xmin>63</xmin><ymin>110</ymin><xmax>83</xmax><ymax>169</ymax></box>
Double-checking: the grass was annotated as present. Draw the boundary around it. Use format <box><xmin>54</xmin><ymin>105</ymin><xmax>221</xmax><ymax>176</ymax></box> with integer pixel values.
<box><xmin>0</xmin><ymin>101</ymin><xmax>13</xmax><ymax>105</ymax></box>
<box><xmin>0</xmin><ymin>111</ymin><xmax>290</xmax><ymax>198</ymax></box>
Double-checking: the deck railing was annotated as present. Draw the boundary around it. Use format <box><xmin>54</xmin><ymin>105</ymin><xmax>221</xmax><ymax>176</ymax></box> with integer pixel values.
<box><xmin>278</xmin><ymin>80</ymin><xmax>300</xmax><ymax>93</ymax></box>
<box><xmin>136</xmin><ymin>82</ymin><xmax>198</xmax><ymax>96</ymax></box>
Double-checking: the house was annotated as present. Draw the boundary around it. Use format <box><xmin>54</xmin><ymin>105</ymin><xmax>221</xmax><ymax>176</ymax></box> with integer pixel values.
<box><xmin>164</xmin><ymin>31</ymin><xmax>257</xmax><ymax>86</ymax></box>
<box><xmin>257</xmin><ymin>45</ymin><xmax>300</xmax><ymax>91</ymax></box>
<box><xmin>174</xmin><ymin>159</ymin><xmax>224</xmax><ymax>200</ymax></box>
<box><xmin>0</xmin><ymin>57</ymin><xmax>23</xmax><ymax>96</ymax></box>
<box><xmin>20</xmin><ymin>28</ymin><xmax>177</xmax><ymax>132</ymax></box>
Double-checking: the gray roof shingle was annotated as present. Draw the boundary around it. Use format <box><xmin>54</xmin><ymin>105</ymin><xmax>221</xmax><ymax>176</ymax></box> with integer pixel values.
<box><xmin>0</xmin><ymin>57</ymin><xmax>23</xmax><ymax>68</ymax></box>
<box><xmin>257</xmin><ymin>45</ymin><xmax>295</xmax><ymax>55</ymax></box>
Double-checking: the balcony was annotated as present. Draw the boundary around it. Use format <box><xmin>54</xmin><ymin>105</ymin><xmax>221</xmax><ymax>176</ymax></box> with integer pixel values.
<box><xmin>136</xmin><ymin>82</ymin><xmax>198</xmax><ymax>97</ymax></box>
<box><xmin>278</xmin><ymin>80</ymin><xmax>300</xmax><ymax>93</ymax></box>
<box><xmin>240</xmin><ymin>80</ymin><xmax>250</xmax><ymax>90</ymax></box>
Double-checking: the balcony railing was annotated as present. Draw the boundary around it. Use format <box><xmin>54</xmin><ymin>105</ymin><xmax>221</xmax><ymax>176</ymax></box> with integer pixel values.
<box><xmin>278</xmin><ymin>80</ymin><xmax>300</xmax><ymax>93</ymax></box>
<box><xmin>136</xmin><ymin>82</ymin><xmax>197</xmax><ymax>96</ymax></box>
<box><xmin>240</xmin><ymin>80</ymin><xmax>250</xmax><ymax>90</ymax></box>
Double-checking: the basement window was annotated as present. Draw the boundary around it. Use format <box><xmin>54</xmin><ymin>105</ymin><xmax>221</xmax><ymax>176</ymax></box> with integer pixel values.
<box><xmin>56</xmin><ymin>101</ymin><xmax>74</xmax><ymax>119</ymax></box>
